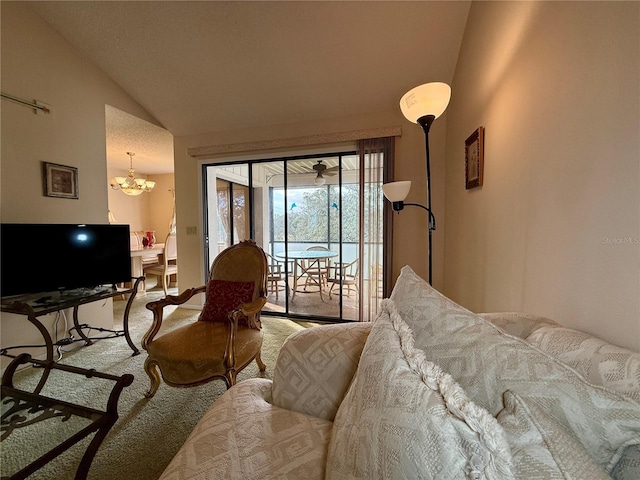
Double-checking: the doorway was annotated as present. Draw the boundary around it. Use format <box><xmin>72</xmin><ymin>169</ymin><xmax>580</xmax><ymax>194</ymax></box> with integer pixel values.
<box><xmin>203</xmin><ymin>150</ymin><xmax>387</xmax><ymax>322</ymax></box>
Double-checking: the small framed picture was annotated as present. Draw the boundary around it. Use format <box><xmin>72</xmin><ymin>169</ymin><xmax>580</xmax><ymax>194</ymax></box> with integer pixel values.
<box><xmin>43</xmin><ymin>162</ymin><xmax>79</xmax><ymax>199</ymax></box>
<box><xmin>465</xmin><ymin>127</ymin><xmax>484</xmax><ymax>189</ymax></box>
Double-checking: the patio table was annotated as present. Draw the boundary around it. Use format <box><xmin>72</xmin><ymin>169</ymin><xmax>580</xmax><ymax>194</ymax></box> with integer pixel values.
<box><xmin>275</xmin><ymin>250</ymin><xmax>338</xmax><ymax>300</ymax></box>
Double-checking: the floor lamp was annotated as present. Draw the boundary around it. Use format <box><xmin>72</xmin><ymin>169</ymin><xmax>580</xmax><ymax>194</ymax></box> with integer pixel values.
<box><xmin>383</xmin><ymin>82</ymin><xmax>451</xmax><ymax>285</ymax></box>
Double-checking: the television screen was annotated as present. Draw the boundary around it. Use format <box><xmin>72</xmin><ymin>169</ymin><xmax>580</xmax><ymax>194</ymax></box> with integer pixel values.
<box><xmin>1</xmin><ymin>223</ymin><xmax>132</xmax><ymax>298</ymax></box>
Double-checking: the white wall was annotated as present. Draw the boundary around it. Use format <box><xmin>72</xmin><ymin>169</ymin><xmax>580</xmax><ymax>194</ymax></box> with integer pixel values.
<box><xmin>1</xmin><ymin>3</ymin><xmax>163</xmax><ymax>364</ymax></box>
<box><xmin>444</xmin><ymin>1</ymin><xmax>640</xmax><ymax>350</ymax></box>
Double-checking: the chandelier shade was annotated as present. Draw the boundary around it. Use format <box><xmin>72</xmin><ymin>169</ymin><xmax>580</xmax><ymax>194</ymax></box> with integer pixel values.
<box><xmin>399</xmin><ymin>82</ymin><xmax>451</xmax><ymax>124</ymax></box>
<box><xmin>110</xmin><ymin>152</ymin><xmax>155</xmax><ymax>196</ymax></box>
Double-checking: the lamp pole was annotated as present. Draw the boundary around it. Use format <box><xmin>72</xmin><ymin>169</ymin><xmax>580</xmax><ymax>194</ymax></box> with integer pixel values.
<box><xmin>417</xmin><ymin>114</ymin><xmax>436</xmax><ymax>285</ymax></box>
<box><xmin>394</xmin><ymin>82</ymin><xmax>451</xmax><ymax>286</ymax></box>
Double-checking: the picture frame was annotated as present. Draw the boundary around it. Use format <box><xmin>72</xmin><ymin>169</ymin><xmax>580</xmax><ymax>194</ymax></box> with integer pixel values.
<box><xmin>43</xmin><ymin>162</ymin><xmax>79</xmax><ymax>199</ymax></box>
<box><xmin>465</xmin><ymin>126</ymin><xmax>484</xmax><ymax>189</ymax></box>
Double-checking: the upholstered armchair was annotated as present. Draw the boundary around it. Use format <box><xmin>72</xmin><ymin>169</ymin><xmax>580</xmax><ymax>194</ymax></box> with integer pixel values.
<box><xmin>141</xmin><ymin>240</ymin><xmax>268</xmax><ymax>398</ymax></box>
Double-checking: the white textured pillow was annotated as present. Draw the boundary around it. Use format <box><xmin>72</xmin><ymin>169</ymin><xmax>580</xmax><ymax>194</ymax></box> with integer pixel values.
<box><xmin>479</xmin><ymin>312</ymin><xmax>559</xmax><ymax>338</ymax></box>
<box><xmin>326</xmin><ymin>299</ymin><xmax>513</xmax><ymax>480</ymax></box>
<box><xmin>526</xmin><ymin>325</ymin><xmax>640</xmax><ymax>402</ymax></box>
<box><xmin>612</xmin><ymin>445</ymin><xmax>640</xmax><ymax>480</ymax></box>
<box><xmin>497</xmin><ymin>390</ymin><xmax>611</xmax><ymax>479</ymax></box>
<box><xmin>390</xmin><ymin>266</ymin><xmax>640</xmax><ymax>473</ymax></box>
<box><xmin>271</xmin><ymin>322</ymin><xmax>371</xmax><ymax>421</ymax></box>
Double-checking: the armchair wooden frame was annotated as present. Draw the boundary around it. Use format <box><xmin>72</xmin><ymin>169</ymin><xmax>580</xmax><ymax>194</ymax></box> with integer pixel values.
<box><xmin>141</xmin><ymin>240</ymin><xmax>268</xmax><ymax>398</ymax></box>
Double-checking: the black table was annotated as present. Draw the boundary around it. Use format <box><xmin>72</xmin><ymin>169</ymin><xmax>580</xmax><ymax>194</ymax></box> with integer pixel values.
<box><xmin>1</xmin><ymin>353</ymin><xmax>133</xmax><ymax>480</ymax></box>
<box><xmin>1</xmin><ymin>278</ymin><xmax>143</xmax><ymax>393</ymax></box>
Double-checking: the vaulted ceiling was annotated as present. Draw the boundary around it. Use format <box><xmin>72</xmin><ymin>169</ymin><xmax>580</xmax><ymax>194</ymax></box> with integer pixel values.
<box><xmin>29</xmin><ymin>1</ymin><xmax>471</xmax><ymax>173</ymax></box>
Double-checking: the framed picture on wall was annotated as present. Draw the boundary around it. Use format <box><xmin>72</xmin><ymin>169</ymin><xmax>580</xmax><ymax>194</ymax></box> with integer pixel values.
<box><xmin>43</xmin><ymin>162</ymin><xmax>79</xmax><ymax>199</ymax></box>
<box><xmin>465</xmin><ymin>127</ymin><xmax>484</xmax><ymax>189</ymax></box>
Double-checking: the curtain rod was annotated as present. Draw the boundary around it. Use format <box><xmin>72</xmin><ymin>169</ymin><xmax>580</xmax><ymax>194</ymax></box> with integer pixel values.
<box><xmin>187</xmin><ymin>126</ymin><xmax>402</xmax><ymax>158</ymax></box>
<box><xmin>1</xmin><ymin>92</ymin><xmax>51</xmax><ymax>114</ymax></box>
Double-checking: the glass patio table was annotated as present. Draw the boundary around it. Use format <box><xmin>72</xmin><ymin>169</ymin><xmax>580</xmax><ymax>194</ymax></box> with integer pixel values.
<box><xmin>275</xmin><ymin>250</ymin><xmax>338</xmax><ymax>300</ymax></box>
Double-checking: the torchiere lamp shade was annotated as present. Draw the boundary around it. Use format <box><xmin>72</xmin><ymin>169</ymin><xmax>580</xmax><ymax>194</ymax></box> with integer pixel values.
<box><xmin>382</xmin><ymin>181</ymin><xmax>412</xmax><ymax>203</ymax></box>
<box><xmin>400</xmin><ymin>82</ymin><xmax>451</xmax><ymax>123</ymax></box>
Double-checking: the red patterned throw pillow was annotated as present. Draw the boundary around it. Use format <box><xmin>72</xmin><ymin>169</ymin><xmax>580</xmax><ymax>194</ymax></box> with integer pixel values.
<box><xmin>199</xmin><ymin>279</ymin><xmax>255</xmax><ymax>323</ymax></box>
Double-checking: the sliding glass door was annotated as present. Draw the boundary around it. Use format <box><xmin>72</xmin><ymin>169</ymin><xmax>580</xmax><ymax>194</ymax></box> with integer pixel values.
<box><xmin>203</xmin><ymin>149</ymin><xmax>386</xmax><ymax>322</ymax></box>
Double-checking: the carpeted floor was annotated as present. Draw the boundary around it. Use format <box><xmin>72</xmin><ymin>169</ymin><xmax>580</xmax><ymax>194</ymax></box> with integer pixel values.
<box><xmin>1</xmin><ymin>288</ymin><xmax>312</xmax><ymax>480</ymax></box>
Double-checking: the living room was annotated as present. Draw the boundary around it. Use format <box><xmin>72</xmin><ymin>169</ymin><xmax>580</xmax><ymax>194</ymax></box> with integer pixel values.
<box><xmin>3</xmin><ymin>1</ymin><xmax>637</xmax><ymax>351</ymax></box>
<box><xmin>1</xmin><ymin>1</ymin><xmax>638</xmax><ymax>478</ymax></box>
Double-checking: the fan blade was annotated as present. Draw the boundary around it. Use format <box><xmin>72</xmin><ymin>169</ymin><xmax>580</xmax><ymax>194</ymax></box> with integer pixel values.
<box><xmin>324</xmin><ymin>166</ymin><xmax>339</xmax><ymax>176</ymax></box>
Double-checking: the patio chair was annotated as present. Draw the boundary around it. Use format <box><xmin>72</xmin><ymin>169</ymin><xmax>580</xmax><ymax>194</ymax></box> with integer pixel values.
<box><xmin>327</xmin><ymin>258</ymin><xmax>359</xmax><ymax>299</ymax></box>
<box><xmin>266</xmin><ymin>253</ymin><xmax>288</xmax><ymax>298</ymax></box>
<box><xmin>303</xmin><ymin>246</ymin><xmax>331</xmax><ymax>300</ymax></box>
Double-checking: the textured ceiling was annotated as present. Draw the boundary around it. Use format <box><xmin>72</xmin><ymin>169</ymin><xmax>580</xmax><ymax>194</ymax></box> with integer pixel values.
<box><xmin>105</xmin><ymin>106</ymin><xmax>174</xmax><ymax>174</ymax></box>
<box><xmin>30</xmin><ymin>1</ymin><xmax>471</xmax><ymax>174</ymax></box>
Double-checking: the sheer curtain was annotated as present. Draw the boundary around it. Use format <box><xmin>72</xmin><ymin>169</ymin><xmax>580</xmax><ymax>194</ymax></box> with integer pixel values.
<box><xmin>168</xmin><ymin>189</ymin><xmax>177</xmax><ymax>233</ymax></box>
<box><xmin>216</xmin><ymin>181</ymin><xmax>230</xmax><ymax>253</ymax></box>
<box><xmin>357</xmin><ymin>137</ymin><xmax>394</xmax><ymax>321</ymax></box>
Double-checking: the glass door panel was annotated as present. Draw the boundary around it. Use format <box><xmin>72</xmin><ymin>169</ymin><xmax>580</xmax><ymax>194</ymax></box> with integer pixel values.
<box><xmin>203</xmin><ymin>165</ymin><xmax>250</xmax><ymax>278</ymax></box>
<box><xmin>284</xmin><ymin>158</ymin><xmax>334</xmax><ymax>317</ymax></box>
<box><xmin>232</xmin><ymin>185</ymin><xmax>249</xmax><ymax>243</ymax></box>
<box><xmin>251</xmin><ymin>161</ymin><xmax>287</xmax><ymax>315</ymax></box>
<box><xmin>216</xmin><ymin>179</ymin><xmax>231</xmax><ymax>253</ymax></box>
<box><xmin>328</xmin><ymin>171</ymin><xmax>360</xmax><ymax>321</ymax></box>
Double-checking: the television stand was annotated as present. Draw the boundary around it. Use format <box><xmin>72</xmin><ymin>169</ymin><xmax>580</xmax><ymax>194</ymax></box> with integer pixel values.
<box><xmin>1</xmin><ymin>278</ymin><xmax>143</xmax><ymax>393</ymax></box>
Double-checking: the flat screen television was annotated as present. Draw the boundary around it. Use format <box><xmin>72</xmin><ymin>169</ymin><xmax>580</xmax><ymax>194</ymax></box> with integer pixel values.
<box><xmin>1</xmin><ymin>223</ymin><xmax>132</xmax><ymax>298</ymax></box>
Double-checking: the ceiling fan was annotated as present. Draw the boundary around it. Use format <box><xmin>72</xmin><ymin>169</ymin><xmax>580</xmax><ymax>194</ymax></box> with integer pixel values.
<box><xmin>311</xmin><ymin>160</ymin><xmax>339</xmax><ymax>185</ymax></box>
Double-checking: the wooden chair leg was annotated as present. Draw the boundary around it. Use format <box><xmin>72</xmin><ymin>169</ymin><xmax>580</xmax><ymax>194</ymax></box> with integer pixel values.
<box><xmin>144</xmin><ymin>359</ymin><xmax>161</xmax><ymax>398</ymax></box>
<box><xmin>255</xmin><ymin>351</ymin><xmax>266</xmax><ymax>372</ymax></box>
<box><xmin>226</xmin><ymin>369</ymin><xmax>237</xmax><ymax>388</ymax></box>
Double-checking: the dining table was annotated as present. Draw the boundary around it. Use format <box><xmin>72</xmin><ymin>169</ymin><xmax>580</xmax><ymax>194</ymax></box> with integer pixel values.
<box><xmin>275</xmin><ymin>250</ymin><xmax>338</xmax><ymax>300</ymax></box>
<box><xmin>130</xmin><ymin>243</ymin><xmax>164</xmax><ymax>291</ymax></box>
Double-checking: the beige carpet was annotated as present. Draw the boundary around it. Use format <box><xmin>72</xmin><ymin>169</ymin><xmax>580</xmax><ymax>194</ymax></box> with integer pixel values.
<box><xmin>1</xmin><ymin>289</ymin><xmax>311</xmax><ymax>480</ymax></box>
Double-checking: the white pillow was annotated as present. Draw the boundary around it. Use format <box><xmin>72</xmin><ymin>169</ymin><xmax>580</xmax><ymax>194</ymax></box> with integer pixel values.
<box><xmin>497</xmin><ymin>390</ymin><xmax>611</xmax><ymax>479</ymax></box>
<box><xmin>326</xmin><ymin>299</ymin><xmax>513</xmax><ymax>479</ymax></box>
<box><xmin>526</xmin><ymin>325</ymin><xmax>640</xmax><ymax>402</ymax></box>
<box><xmin>390</xmin><ymin>266</ymin><xmax>640</xmax><ymax>473</ymax></box>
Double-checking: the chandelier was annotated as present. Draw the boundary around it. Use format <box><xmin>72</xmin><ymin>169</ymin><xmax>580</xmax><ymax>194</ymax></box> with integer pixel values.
<box><xmin>109</xmin><ymin>152</ymin><xmax>155</xmax><ymax>196</ymax></box>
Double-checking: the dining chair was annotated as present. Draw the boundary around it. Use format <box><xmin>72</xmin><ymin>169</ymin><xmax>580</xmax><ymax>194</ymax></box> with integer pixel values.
<box><xmin>144</xmin><ymin>233</ymin><xmax>177</xmax><ymax>295</ymax></box>
<box><xmin>129</xmin><ymin>232</ymin><xmax>140</xmax><ymax>249</ymax></box>
<box><xmin>131</xmin><ymin>231</ymin><xmax>160</xmax><ymax>266</ymax></box>
<box><xmin>125</xmin><ymin>232</ymin><xmax>157</xmax><ymax>292</ymax></box>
